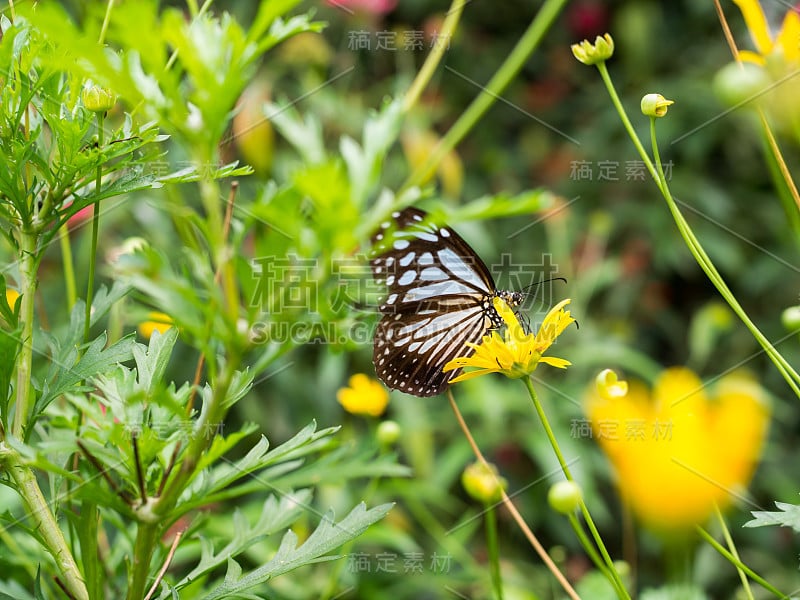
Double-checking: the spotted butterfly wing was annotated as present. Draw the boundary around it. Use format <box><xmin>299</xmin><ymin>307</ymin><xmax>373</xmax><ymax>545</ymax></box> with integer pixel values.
<box><xmin>370</xmin><ymin>208</ymin><xmax>521</xmax><ymax>397</ymax></box>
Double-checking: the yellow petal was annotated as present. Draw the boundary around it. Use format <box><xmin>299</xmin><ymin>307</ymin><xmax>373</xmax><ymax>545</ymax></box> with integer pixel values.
<box><xmin>776</xmin><ymin>10</ymin><xmax>800</xmax><ymax>62</ymax></box>
<box><xmin>538</xmin><ymin>356</ymin><xmax>571</xmax><ymax>369</ymax></box>
<box><xmin>733</xmin><ymin>0</ymin><xmax>774</xmax><ymax>55</ymax></box>
<box><xmin>448</xmin><ymin>368</ymin><xmax>500</xmax><ymax>384</ymax></box>
<box><xmin>737</xmin><ymin>49</ymin><xmax>766</xmax><ymax>65</ymax></box>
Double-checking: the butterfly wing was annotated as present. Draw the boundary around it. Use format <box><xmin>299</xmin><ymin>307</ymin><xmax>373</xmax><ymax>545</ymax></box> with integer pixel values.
<box><xmin>370</xmin><ymin>208</ymin><xmax>498</xmax><ymax>397</ymax></box>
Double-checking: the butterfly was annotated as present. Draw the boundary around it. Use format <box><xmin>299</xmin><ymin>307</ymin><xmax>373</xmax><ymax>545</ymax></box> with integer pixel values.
<box><xmin>370</xmin><ymin>207</ymin><xmax>523</xmax><ymax>397</ymax></box>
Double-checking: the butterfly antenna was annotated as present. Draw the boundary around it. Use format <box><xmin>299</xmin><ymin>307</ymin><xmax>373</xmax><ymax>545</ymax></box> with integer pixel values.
<box><xmin>522</xmin><ymin>276</ymin><xmax>567</xmax><ymax>292</ymax></box>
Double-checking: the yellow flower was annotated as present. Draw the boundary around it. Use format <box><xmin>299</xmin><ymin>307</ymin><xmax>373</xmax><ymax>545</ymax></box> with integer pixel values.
<box><xmin>337</xmin><ymin>373</ymin><xmax>390</xmax><ymax>417</ymax></box>
<box><xmin>6</xmin><ymin>289</ymin><xmax>20</xmax><ymax>307</ymax></box>
<box><xmin>443</xmin><ymin>297</ymin><xmax>575</xmax><ymax>383</ymax></box>
<box><xmin>571</xmin><ymin>33</ymin><xmax>615</xmax><ymax>65</ymax></box>
<box><xmin>732</xmin><ymin>0</ymin><xmax>800</xmax><ymax>64</ymax></box>
<box><xmin>584</xmin><ymin>367</ymin><xmax>770</xmax><ymax>532</ymax></box>
<box><xmin>137</xmin><ymin>311</ymin><xmax>174</xmax><ymax>339</ymax></box>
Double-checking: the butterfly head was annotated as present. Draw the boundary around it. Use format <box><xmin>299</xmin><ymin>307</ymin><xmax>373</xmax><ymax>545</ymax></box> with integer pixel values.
<box><xmin>498</xmin><ymin>290</ymin><xmax>524</xmax><ymax>308</ymax></box>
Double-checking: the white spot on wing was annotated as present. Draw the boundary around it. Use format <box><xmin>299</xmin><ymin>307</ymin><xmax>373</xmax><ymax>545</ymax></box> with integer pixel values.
<box><xmin>394</xmin><ymin>239</ymin><xmax>410</xmax><ymax>250</ymax></box>
<box><xmin>420</xmin><ymin>267</ymin><xmax>447</xmax><ymax>281</ymax></box>
<box><xmin>400</xmin><ymin>252</ymin><xmax>416</xmax><ymax>266</ymax></box>
<box><xmin>418</xmin><ymin>252</ymin><xmax>434</xmax><ymax>265</ymax></box>
<box><xmin>398</xmin><ymin>270</ymin><xmax>416</xmax><ymax>285</ymax></box>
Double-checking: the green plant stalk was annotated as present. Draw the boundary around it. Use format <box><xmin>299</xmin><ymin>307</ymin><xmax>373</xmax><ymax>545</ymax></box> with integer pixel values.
<box><xmin>595</xmin><ymin>61</ymin><xmax>800</xmax><ymax>397</ymax></box>
<box><xmin>647</xmin><ymin>117</ymin><xmax>800</xmax><ymax>398</ymax></box>
<box><xmin>59</xmin><ymin>227</ymin><xmax>78</xmax><ymax>312</ymax></box>
<box><xmin>758</xmin><ymin>119</ymin><xmax>800</xmax><ymax>245</ymax></box>
<box><xmin>1</xmin><ymin>445</ymin><xmax>89</xmax><ymax>600</ymax></box>
<box><xmin>695</xmin><ymin>526</ymin><xmax>787</xmax><ymax>599</ymax></box>
<box><xmin>84</xmin><ymin>111</ymin><xmax>106</xmax><ymax>346</ymax></box>
<box><xmin>402</xmin><ymin>0</ymin><xmax>568</xmax><ymax>191</ymax></box>
<box><xmin>567</xmin><ymin>512</ymin><xmax>613</xmax><ymax>582</ymax></box>
<box><xmin>402</xmin><ymin>0</ymin><xmax>466</xmax><ymax>114</ymax></box>
<box><xmin>523</xmin><ymin>377</ymin><xmax>630</xmax><ymax>599</ymax></box>
<box><xmin>714</xmin><ymin>505</ymin><xmax>753</xmax><ymax>600</ymax></box>
<box><xmin>127</xmin><ymin>520</ymin><xmax>160</xmax><ymax>600</ymax></box>
<box><xmin>11</xmin><ymin>229</ymin><xmax>36</xmax><ymax>440</ymax></box>
<box><xmin>80</xmin><ymin>502</ymin><xmax>102</xmax><ymax>600</ymax></box>
<box><xmin>98</xmin><ymin>0</ymin><xmax>115</xmax><ymax>45</ymax></box>
<box><xmin>485</xmin><ymin>504</ymin><xmax>504</xmax><ymax>600</ymax></box>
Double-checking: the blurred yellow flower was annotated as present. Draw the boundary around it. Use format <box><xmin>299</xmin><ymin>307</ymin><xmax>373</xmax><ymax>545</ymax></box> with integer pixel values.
<box><xmin>137</xmin><ymin>311</ymin><xmax>174</xmax><ymax>339</ymax></box>
<box><xmin>732</xmin><ymin>0</ymin><xmax>800</xmax><ymax>64</ymax></box>
<box><xmin>401</xmin><ymin>129</ymin><xmax>464</xmax><ymax>199</ymax></box>
<box><xmin>337</xmin><ymin>373</ymin><xmax>389</xmax><ymax>417</ymax></box>
<box><xmin>444</xmin><ymin>297</ymin><xmax>575</xmax><ymax>382</ymax></box>
<box><xmin>584</xmin><ymin>367</ymin><xmax>770</xmax><ymax>531</ymax></box>
<box><xmin>6</xmin><ymin>289</ymin><xmax>20</xmax><ymax>307</ymax></box>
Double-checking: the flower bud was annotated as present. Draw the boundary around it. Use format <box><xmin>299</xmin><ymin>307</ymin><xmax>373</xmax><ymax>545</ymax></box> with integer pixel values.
<box><xmin>641</xmin><ymin>93</ymin><xmax>674</xmax><ymax>118</ymax></box>
<box><xmin>377</xmin><ymin>420</ymin><xmax>401</xmax><ymax>446</ymax></box>
<box><xmin>781</xmin><ymin>305</ymin><xmax>800</xmax><ymax>331</ymax></box>
<box><xmin>596</xmin><ymin>369</ymin><xmax>628</xmax><ymax>400</ymax></box>
<box><xmin>571</xmin><ymin>33</ymin><xmax>614</xmax><ymax>65</ymax></box>
<box><xmin>82</xmin><ymin>85</ymin><xmax>116</xmax><ymax>113</ymax></box>
<box><xmin>548</xmin><ymin>480</ymin><xmax>583</xmax><ymax>514</ymax></box>
<box><xmin>462</xmin><ymin>461</ymin><xmax>506</xmax><ymax>505</ymax></box>
<box><xmin>712</xmin><ymin>61</ymin><xmax>770</xmax><ymax>108</ymax></box>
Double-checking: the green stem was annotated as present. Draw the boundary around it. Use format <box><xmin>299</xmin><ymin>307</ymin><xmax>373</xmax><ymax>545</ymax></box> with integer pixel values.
<box><xmin>402</xmin><ymin>0</ymin><xmax>466</xmax><ymax>114</ymax></box>
<box><xmin>696</xmin><ymin>526</ymin><xmax>788</xmax><ymax>599</ymax></box>
<box><xmin>594</xmin><ymin>61</ymin><xmax>800</xmax><ymax>399</ymax></box>
<box><xmin>523</xmin><ymin>377</ymin><xmax>630</xmax><ymax>599</ymax></box>
<box><xmin>647</xmin><ymin>117</ymin><xmax>800</xmax><ymax>398</ymax></box>
<box><xmin>485</xmin><ymin>504</ymin><xmax>504</xmax><ymax>600</ymax></box>
<box><xmin>59</xmin><ymin>227</ymin><xmax>78</xmax><ymax>312</ymax></box>
<box><xmin>567</xmin><ymin>512</ymin><xmax>612</xmax><ymax>581</ymax></box>
<box><xmin>84</xmin><ymin>112</ymin><xmax>105</xmax><ymax>346</ymax></box>
<box><xmin>0</xmin><ymin>445</ymin><xmax>89</xmax><ymax>600</ymax></box>
<box><xmin>402</xmin><ymin>0</ymin><xmax>568</xmax><ymax>191</ymax></box>
<box><xmin>714</xmin><ymin>506</ymin><xmax>753</xmax><ymax>600</ymax></box>
<box><xmin>98</xmin><ymin>0</ymin><xmax>115</xmax><ymax>45</ymax></box>
<box><xmin>12</xmin><ymin>229</ymin><xmax>37</xmax><ymax>440</ymax></box>
<box><xmin>127</xmin><ymin>521</ymin><xmax>159</xmax><ymax>600</ymax></box>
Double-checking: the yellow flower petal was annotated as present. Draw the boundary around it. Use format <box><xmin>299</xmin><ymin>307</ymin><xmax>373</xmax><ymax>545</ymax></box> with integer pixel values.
<box><xmin>583</xmin><ymin>366</ymin><xmax>771</xmax><ymax>532</ymax></box>
<box><xmin>737</xmin><ymin>49</ymin><xmax>766</xmax><ymax>65</ymax></box>
<box><xmin>776</xmin><ymin>10</ymin><xmax>800</xmax><ymax>62</ymax></box>
<box><xmin>337</xmin><ymin>373</ymin><xmax>389</xmax><ymax>417</ymax></box>
<box><xmin>733</xmin><ymin>0</ymin><xmax>774</xmax><ymax>55</ymax></box>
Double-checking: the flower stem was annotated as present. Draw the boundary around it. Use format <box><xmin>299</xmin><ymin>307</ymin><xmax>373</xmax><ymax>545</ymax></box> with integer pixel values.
<box><xmin>12</xmin><ymin>229</ymin><xmax>36</xmax><ymax>439</ymax></box>
<box><xmin>522</xmin><ymin>377</ymin><xmax>630</xmax><ymax>599</ymax></box>
<box><xmin>647</xmin><ymin>117</ymin><xmax>800</xmax><ymax>398</ymax></box>
<box><xmin>695</xmin><ymin>526</ymin><xmax>788</xmax><ymax>599</ymax></box>
<box><xmin>446</xmin><ymin>390</ymin><xmax>581</xmax><ymax>600</ymax></box>
<box><xmin>594</xmin><ymin>61</ymin><xmax>800</xmax><ymax>399</ymax></box>
<box><xmin>403</xmin><ymin>0</ymin><xmax>568</xmax><ymax>190</ymax></box>
<box><xmin>485</xmin><ymin>504</ymin><xmax>504</xmax><ymax>600</ymax></box>
<box><xmin>403</xmin><ymin>0</ymin><xmax>466</xmax><ymax>114</ymax></box>
<box><xmin>0</xmin><ymin>445</ymin><xmax>89</xmax><ymax>600</ymax></box>
<box><xmin>714</xmin><ymin>505</ymin><xmax>754</xmax><ymax>600</ymax></box>
<box><xmin>59</xmin><ymin>228</ymin><xmax>78</xmax><ymax>312</ymax></box>
<box><xmin>84</xmin><ymin>111</ymin><xmax>105</xmax><ymax>346</ymax></box>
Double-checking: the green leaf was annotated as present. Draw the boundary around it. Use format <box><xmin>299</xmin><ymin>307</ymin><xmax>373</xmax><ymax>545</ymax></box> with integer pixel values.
<box><xmin>203</xmin><ymin>502</ymin><xmax>393</xmax><ymax>599</ymax></box>
<box><xmin>161</xmin><ymin>490</ymin><xmax>313</xmax><ymax>597</ymax></box>
<box><xmin>745</xmin><ymin>501</ymin><xmax>800</xmax><ymax>532</ymax></box>
<box><xmin>132</xmin><ymin>327</ymin><xmax>178</xmax><ymax>396</ymax></box>
<box><xmin>35</xmin><ymin>332</ymin><xmax>136</xmax><ymax>419</ymax></box>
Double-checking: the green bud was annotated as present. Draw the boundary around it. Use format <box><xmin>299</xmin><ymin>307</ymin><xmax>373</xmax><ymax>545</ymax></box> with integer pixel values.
<box><xmin>641</xmin><ymin>93</ymin><xmax>674</xmax><ymax>118</ymax></box>
<box><xmin>82</xmin><ymin>85</ymin><xmax>116</xmax><ymax>113</ymax></box>
<box><xmin>781</xmin><ymin>305</ymin><xmax>800</xmax><ymax>331</ymax></box>
<box><xmin>712</xmin><ymin>61</ymin><xmax>770</xmax><ymax>108</ymax></box>
<box><xmin>547</xmin><ymin>480</ymin><xmax>582</xmax><ymax>514</ymax></box>
<box><xmin>376</xmin><ymin>420</ymin><xmax>401</xmax><ymax>446</ymax></box>
<box><xmin>462</xmin><ymin>462</ymin><xmax>507</xmax><ymax>505</ymax></box>
<box><xmin>571</xmin><ymin>33</ymin><xmax>615</xmax><ymax>65</ymax></box>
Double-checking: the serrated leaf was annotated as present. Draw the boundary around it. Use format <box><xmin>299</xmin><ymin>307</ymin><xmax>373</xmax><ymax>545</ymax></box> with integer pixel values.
<box><xmin>204</xmin><ymin>502</ymin><xmax>393</xmax><ymax>599</ymax></box>
<box><xmin>35</xmin><ymin>333</ymin><xmax>136</xmax><ymax>418</ymax></box>
<box><xmin>132</xmin><ymin>327</ymin><xmax>178</xmax><ymax>395</ymax></box>
<box><xmin>162</xmin><ymin>491</ymin><xmax>313</xmax><ymax>598</ymax></box>
<box><xmin>745</xmin><ymin>501</ymin><xmax>800</xmax><ymax>532</ymax></box>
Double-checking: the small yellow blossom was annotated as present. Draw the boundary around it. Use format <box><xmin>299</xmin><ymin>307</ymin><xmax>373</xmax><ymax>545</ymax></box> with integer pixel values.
<box><xmin>137</xmin><ymin>311</ymin><xmax>174</xmax><ymax>339</ymax></box>
<box><xmin>571</xmin><ymin>33</ymin><xmax>615</xmax><ymax>65</ymax></box>
<box><xmin>82</xmin><ymin>84</ymin><xmax>117</xmax><ymax>113</ymax></box>
<box><xmin>337</xmin><ymin>373</ymin><xmax>390</xmax><ymax>417</ymax></box>
<box><xmin>732</xmin><ymin>0</ymin><xmax>800</xmax><ymax>65</ymax></box>
<box><xmin>444</xmin><ymin>298</ymin><xmax>575</xmax><ymax>383</ymax></box>
<box><xmin>584</xmin><ymin>367</ymin><xmax>770</xmax><ymax>532</ymax></box>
